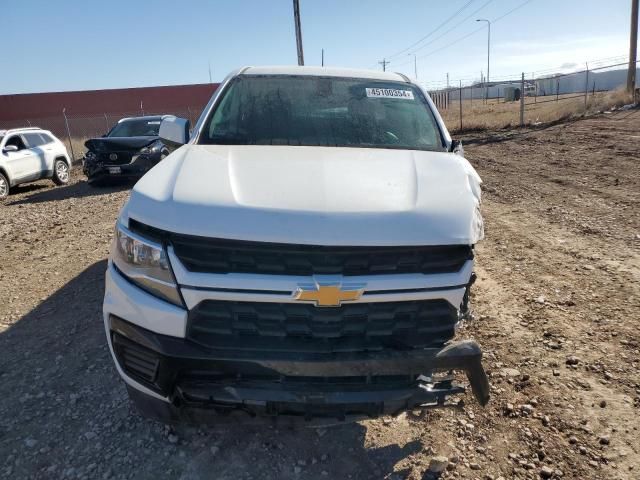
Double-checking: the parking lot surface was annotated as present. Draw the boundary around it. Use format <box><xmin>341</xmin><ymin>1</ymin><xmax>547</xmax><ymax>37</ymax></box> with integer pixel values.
<box><xmin>1</xmin><ymin>110</ymin><xmax>639</xmax><ymax>479</ymax></box>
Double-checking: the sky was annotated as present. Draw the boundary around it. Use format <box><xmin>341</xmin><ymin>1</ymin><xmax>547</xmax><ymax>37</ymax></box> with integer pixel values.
<box><xmin>0</xmin><ymin>0</ymin><xmax>635</xmax><ymax>94</ymax></box>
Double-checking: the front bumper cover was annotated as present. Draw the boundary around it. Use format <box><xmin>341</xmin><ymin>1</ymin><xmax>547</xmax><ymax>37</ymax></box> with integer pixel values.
<box><xmin>109</xmin><ymin>315</ymin><xmax>489</xmax><ymax>423</ymax></box>
<box><xmin>83</xmin><ymin>153</ymin><xmax>160</xmax><ymax>181</ymax></box>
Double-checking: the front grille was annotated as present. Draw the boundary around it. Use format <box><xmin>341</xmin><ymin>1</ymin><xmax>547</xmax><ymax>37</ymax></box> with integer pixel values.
<box><xmin>170</xmin><ymin>238</ymin><xmax>471</xmax><ymax>278</ymax></box>
<box><xmin>187</xmin><ymin>299</ymin><xmax>458</xmax><ymax>353</ymax></box>
<box><xmin>97</xmin><ymin>151</ymin><xmax>133</xmax><ymax>165</ymax></box>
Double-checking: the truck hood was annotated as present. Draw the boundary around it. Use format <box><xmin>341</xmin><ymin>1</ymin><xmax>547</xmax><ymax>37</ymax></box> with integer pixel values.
<box><xmin>85</xmin><ymin>136</ymin><xmax>158</xmax><ymax>152</ymax></box>
<box><xmin>123</xmin><ymin>145</ymin><xmax>483</xmax><ymax>246</ymax></box>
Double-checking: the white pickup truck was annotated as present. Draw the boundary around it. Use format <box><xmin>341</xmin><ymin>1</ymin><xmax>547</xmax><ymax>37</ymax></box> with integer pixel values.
<box><xmin>104</xmin><ymin>66</ymin><xmax>488</xmax><ymax>423</ymax></box>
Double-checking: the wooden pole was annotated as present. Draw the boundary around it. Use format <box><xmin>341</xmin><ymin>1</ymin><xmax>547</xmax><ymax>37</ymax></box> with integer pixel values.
<box><xmin>627</xmin><ymin>0</ymin><xmax>639</xmax><ymax>94</ymax></box>
<box><xmin>519</xmin><ymin>73</ymin><xmax>525</xmax><ymax>127</ymax></box>
<box><xmin>459</xmin><ymin>80</ymin><xmax>463</xmax><ymax>131</ymax></box>
<box><xmin>584</xmin><ymin>63</ymin><xmax>589</xmax><ymax>110</ymax></box>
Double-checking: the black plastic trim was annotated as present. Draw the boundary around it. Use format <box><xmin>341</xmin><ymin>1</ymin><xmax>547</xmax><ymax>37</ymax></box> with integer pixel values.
<box><xmin>109</xmin><ymin>315</ymin><xmax>490</xmax><ymax>419</ymax></box>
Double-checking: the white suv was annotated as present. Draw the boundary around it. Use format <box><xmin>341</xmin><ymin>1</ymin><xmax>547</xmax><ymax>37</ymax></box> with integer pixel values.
<box><xmin>0</xmin><ymin>127</ymin><xmax>72</xmax><ymax>199</ymax></box>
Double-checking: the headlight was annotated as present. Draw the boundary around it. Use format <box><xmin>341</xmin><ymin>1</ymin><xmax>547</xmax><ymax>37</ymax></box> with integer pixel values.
<box><xmin>139</xmin><ymin>141</ymin><xmax>160</xmax><ymax>155</ymax></box>
<box><xmin>112</xmin><ymin>223</ymin><xmax>183</xmax><ymax>306</ymax></box>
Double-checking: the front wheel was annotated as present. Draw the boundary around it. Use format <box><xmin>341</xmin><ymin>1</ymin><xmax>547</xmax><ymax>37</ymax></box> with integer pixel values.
<box><xmin>52</xmin><ymin>159</ymin><xmax>70</xmax><ymax>185</ymax></box>
<box><xmin>0</xmin><ymin>172</ymin><xmax>9</xmax><ymax>199</ymax></box>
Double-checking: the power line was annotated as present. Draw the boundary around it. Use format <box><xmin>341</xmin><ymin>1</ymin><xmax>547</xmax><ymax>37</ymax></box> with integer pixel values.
<box><xmin>393</xmin><ymin>26</ymin><xmax>484</xmax><ymax>68</ymax></box>
<box><xmin>491</xmin><ymin>0</ymin><xmax>535</xmax><ymax>23</ymax></box>
<box><xmin>391</xmin><ymin>0</ymin><xmax>535</xmax><ymax>69</ymax></box>
<box><xmin>385</xmin><ymin>0</ymin><xmax>477</xmax><ymax>61</ymax></box>
<box><xmin>404</xmin><ymin>0</ymin><xmax>495</xmax><ymax>58</ymax></box>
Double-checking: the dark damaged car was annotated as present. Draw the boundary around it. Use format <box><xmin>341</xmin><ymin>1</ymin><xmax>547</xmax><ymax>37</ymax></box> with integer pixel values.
<box><xmin>83</xmin><ymin>115</ymin><xmax>173</xmax><ymax>185</ymax></box>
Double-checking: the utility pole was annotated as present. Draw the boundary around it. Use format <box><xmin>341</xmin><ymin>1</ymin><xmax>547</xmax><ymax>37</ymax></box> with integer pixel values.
<box><xmin>446</xmin><ymin>73</ymin><xmax>450</xmax><ymax>109</ymax></box>
<box><xmin>585</xmin><ymin>62</ymin><xmax>589</xmax><ymax>110</ymax></box>
<box><xmin>293</xmin><ymin>0</ymin><xmax>304</xmax><ymax>66</ymax></box>
<box><xmin>208</xmin><ymin>61</ymin><xmax>212</xmax><ymax>83</ymax></box>
<box><xmin>408</xmin><ymin>53</ymin><xmax>417</xmax><ymax>79</ymax></box>
<box><xmin>321</xmin><ymin>48</ymin><xmax>324</xmax><ymax>67</ymax></box>
<box><xmin>520</xmin><ymin>72</ymin><xmax>525</xmax><ymax>127</ymax></box>
<box><xmin>628</xmin><ymin>0</ymin><xmax>639</xmax><ymax>94</ymax></box>
<box><xmin>459</xmin><ymin>80</ymin><xmax>463</xmax><ymax>131</ymax></box>
<box><xmin>477</xmin><ymin>19</ymin><xmax>491</xmax><ymax>101</ymax></box>
<box><xmin>379</xmin><ymin>58</ymin><xmax>390</xmax><ymax>71</ymax></box>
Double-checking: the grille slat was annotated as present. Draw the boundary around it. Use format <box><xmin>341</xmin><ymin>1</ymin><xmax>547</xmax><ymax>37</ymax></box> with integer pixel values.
<box><xmin>188</xmin><ymin>300</ymin><xmax>457</xmax><ymax>353</ymax></box>
<box><xmin>170</xmin><ymin>239</ymin><xmax>471</xmax><ymax>277</ymax></box>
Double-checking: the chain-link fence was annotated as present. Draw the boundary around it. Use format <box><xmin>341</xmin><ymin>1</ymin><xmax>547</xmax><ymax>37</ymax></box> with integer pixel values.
<box><xmin>428</xmin><ymin>61</ymin><xmax>638</xmax><ymax>133</ymax></box>
<box><xmin>1</xmin><ymin>61</ymin><xmax>638</xmax><ymax>159</ymax></box>
<box><xmin>0</xmin><ymin>107</ymin><xmax>204</xmax><ymax>163</ymax></box>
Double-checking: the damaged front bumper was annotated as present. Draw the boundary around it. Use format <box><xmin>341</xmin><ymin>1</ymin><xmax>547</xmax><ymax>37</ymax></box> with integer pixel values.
<box><xmin>82</xmin><ymin>154</ymin><xmax>160</xmax><ymax>182</ymax></box>
<box><xmin>109</xmin><ymin>315</ymin><xmax>489</xmax><ymax>423</ymax></box>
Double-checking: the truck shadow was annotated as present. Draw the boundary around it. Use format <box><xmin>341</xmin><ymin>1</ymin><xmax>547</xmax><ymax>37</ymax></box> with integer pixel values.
<box><xmin>0</xmin><ymin>260</ymin><xmax>423</xmax><ymax>479</ymax></box>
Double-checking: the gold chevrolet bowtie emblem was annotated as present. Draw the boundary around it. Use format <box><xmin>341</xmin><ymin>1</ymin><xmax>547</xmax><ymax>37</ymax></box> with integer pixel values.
<box><xmin>294</xmin><ymin>282</ymin><xmax>365</xmax><ymax>307</ymax></box>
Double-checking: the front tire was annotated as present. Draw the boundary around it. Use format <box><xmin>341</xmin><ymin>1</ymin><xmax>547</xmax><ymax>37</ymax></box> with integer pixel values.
<box><xmin>0</xmin><ymin>172</ymin><xmax>9</xmax><ymax>199</ymax></box>
<box><xmin>52</xmin><ymin>159</ymin><xmax>70</xmax><ymax>185</ymax></box>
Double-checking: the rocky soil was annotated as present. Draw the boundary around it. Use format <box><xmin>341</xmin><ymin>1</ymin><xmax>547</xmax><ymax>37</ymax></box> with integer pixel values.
<box><xmin>1</xmin><ymin>109</ymin><xmax>638</xmax><ymax>479</ymax></box>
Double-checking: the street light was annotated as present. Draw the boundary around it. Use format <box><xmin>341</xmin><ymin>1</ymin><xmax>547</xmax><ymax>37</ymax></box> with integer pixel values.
<box><xmin>476</xmin><ymin>18</ymin><xmax>491</xmax><ymax>101</ymax></box>
<box><xmin>408</xmin><ymin>53</ymin><xmax>418</xmax><ymax>79</ymax></box>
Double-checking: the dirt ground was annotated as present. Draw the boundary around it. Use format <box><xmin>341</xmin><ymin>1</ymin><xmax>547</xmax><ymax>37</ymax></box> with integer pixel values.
<box><xmin>1</xmin><ymin>109</ymin><xmax>638</xmax><ymax>480</ymax></box>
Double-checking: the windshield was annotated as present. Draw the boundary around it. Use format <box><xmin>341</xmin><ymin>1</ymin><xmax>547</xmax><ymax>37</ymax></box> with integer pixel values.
<box><xmin>108</xmin><ymin>118</ymin><xmax>161</xmax><ymax>137</ymax></box>
<box><xmin>199</xmin><ymin>75</ymin><xmax>444</xmax><ymax>151</ymax></box>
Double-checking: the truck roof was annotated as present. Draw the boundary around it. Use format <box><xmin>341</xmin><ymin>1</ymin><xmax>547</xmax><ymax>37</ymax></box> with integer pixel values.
<box><xmin>240</xmin><ymin>66</ymin><xmax>409</xmax><ymax>83</ymax></box>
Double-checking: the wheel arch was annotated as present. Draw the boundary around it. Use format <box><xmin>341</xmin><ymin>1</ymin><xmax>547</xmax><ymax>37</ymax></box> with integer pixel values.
<box><xmin>55</xmin><ymin>154</ymin><xmax>72</xmax><ymax>166</ymax></box>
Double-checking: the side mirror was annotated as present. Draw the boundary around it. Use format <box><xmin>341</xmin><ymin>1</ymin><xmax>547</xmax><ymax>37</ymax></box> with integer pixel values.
<box><xmin>449</xmin><ymin>139</ymin><xmax>464</xmax><ymax>156</ymax></box>
<box><xmin>3</xmin><ymin>145</ymin><xmax>18</xmax><ymax>153</ymax></box>
<box><xmin>159</xmin><ymin>116</ymin><xmax>190</xmax><ymax>146</ymax></box>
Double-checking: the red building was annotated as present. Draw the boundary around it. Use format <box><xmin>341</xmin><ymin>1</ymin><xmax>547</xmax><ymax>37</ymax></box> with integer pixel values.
<box><xmin>0</xmin><ymin>83</ymin><xmax>220</xmax><ymax>143</ymax></box>
<box><xmin>0</xmin><ymin>83</ymin><xmax>219</xmax><ymax>121</ymax></box>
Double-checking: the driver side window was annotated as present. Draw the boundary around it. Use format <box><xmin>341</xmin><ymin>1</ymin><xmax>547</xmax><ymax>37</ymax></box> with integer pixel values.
<box><xmin>5</xmin><ymin>135</ymin><xmax>27</xmax><ymax>151</ymax></box>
